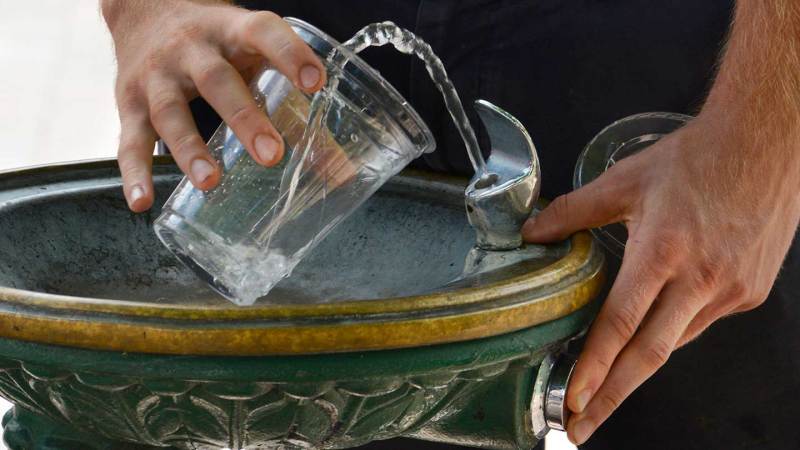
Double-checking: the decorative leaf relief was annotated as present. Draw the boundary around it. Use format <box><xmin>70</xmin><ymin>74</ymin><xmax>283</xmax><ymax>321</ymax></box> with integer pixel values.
<box><xmin>140</xmin><ymin>396</ymin><xmax>189</xmax><ymax>440</ymax></box>
<box><xmin>242</xmin><ymin>397</ymin><xmax>297</xmax><ymax>444</ymax></box>
<box><xmin>139</xmin><ymin>390</ymin><xmax>232</xmax><ymax>446</ymax></box>
<box><xmin>293</xmin><ymin>398</ymin><xmax>338</xmax><ymax>444</ymax></box>
<box><xmin>0</xmin><ymin>369</ymin><xmax>51</xmax><ymax>418</ymax></box>
<box><xmin>188</xmin><ymin>394</ymin><xmax>233</xmax><ymax>437</ymax></box>
<box><xmin>50</xmin><ymin>382</ymin><xmax>139</xmax><ymax>442</ymax></box>
<box><xmin>0</xmin><ymin>354</ymin><xmax>521</xmax><ymax>450</ymax></box>
<box><xmin>345</xmin><ymin>392</ymin><xmax>416</xmax><ymax>440</ymax></box>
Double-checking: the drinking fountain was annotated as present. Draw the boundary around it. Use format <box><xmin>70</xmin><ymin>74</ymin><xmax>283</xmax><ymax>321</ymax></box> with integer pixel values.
<box><xmin>0</xmin><ymin>156</ymin><xmax>603</xmax><ymax>449</ymax></box>
<box><xmin>0</xmin><ymin>17</ymin><xmax>607</xmax><ymax>450</ymax></box>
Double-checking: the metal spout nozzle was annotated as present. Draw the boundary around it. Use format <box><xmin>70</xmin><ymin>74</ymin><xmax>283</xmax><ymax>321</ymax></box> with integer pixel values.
<box><xmin>465</xmin><ymin>100</ymin><xmax>541</xmax><ymax>250</ymax></box>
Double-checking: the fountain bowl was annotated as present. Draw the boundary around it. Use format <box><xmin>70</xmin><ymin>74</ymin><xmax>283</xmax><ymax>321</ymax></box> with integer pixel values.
<box><xmin>0</xmin><ymin>158</ymin><xmax>604</xmax><ymax>449</ymax></box>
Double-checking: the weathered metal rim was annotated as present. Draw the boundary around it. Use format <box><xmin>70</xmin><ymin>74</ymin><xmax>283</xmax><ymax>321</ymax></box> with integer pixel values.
<box><xmin>0</xmin><ymin>158</ymin><xmax>605</xmax><ymax>355</ymax></box>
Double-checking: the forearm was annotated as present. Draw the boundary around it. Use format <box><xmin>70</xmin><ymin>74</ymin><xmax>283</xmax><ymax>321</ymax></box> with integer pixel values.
<box><xmin>527</xmin><ymin>4</ymin><xmax>800</xmax><ymax>444</ymax></box>
<box><xmin>701</xmin><ymin>1</ymin><xmax>800</xmax><ymax>205</ymax></box>
<box><xmin>704</xmin><ymin>3</ymin><xmax>800</xmax><ymax>157</ymax></box>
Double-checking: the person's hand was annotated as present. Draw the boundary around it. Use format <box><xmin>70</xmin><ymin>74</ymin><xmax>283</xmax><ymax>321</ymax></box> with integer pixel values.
<box><xmin>522</xmin><ymin>109</ymin><xmax>800</xmax><ymax>444</ymax></box>
<box><xmin>101</xmin><ymin>0</ymin><xmax>327</xmax><ymax>212</ymax></box>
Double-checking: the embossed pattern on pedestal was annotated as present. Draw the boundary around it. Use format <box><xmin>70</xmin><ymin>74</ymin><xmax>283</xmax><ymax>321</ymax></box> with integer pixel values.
<box><xmin>0</xmin><ymin>356</ymin><xmax>517</xmax><ymax>450</ymax></box>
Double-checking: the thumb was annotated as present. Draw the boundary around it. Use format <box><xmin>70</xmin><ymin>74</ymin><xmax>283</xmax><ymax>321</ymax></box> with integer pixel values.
<box><xmin>523</xmin><ymin>172</ymin><xmax>631</xmax><ymax>243</ymax></box>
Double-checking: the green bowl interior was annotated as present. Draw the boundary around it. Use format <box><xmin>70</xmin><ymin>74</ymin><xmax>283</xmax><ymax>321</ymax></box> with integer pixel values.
<box><xmin>0</xmin><ymin>161</ymin><xmax>567</xmax><ymax>307</ymax></box>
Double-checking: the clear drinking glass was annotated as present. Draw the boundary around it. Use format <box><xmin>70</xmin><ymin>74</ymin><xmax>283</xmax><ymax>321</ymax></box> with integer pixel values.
<box><xmin>573</xmin><ymin>112</ymin><xmax>692</xmax><ymax>257</ymax></box>
<box><xmin>154</xmin><ymin>19</ymin><xmax>435</xmax><ymax>305</ymax></box>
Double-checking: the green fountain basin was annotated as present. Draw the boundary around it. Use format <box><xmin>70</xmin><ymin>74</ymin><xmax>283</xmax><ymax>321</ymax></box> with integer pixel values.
<box><xmin>0</xmin><ymin>158</ymin><xmax>604</xmax><ymax>449</ymax></box>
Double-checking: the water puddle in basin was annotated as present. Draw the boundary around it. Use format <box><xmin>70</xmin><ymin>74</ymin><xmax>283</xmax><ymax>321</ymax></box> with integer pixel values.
<box><xmin>437</xmin><ymin>241</ymin><xmax>570</xmax><ymax>292</ymax></box>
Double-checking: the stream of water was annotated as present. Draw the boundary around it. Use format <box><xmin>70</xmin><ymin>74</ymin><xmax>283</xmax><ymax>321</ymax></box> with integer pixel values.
<box><xmin>248</xmin><ymin>22</ymin><xmax>488</xmax><ymax>302</ymax></box>
<box><xmin>340</xmin><ymin>21</ymin><xmax>487</xmax><ymax>175</ymax></box>
<box><xmin>274</xmin><ymin>21</ymin><xmax>488</xmax><ymax>227</ymax></box>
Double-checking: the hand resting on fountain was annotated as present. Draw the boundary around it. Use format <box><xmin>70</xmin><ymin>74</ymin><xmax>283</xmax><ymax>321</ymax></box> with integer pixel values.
<box><xmin>523</xmin><ymin>1</ymin><xmax>800</xmax><ymax>444</ymax></box>
<box><xmin>101</xmin><ymin>0</ymin><xmax>327</xmax><ymax>212</ymax></box>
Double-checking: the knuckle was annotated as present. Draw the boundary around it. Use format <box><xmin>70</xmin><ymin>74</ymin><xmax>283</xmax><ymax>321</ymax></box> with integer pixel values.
<box><xmin>675</xmin><ymin>331</ymin><xmax>696</xmax><ymax>349</ymax></box>
<box><xmin>651</xmin><ymin>232</ymin><xmax>684</xmax><ymax>266</ymax></box>
<box><xmin>602</xmin><ymin>160</ymin><xmax>643</xmax><ymax>203</ymax></box>
<box><xmin>116</xmin><ymin>147</ymin><xmax>135</xmax><ymax>165</ymax></box>
<box><xmin>754</xmin><ymin>290</ymin><xmax>770</xmax><ymax>306</ymax></box>
<box><xmin>242</xmin><ymin>11</ymin><xmax>281</xmax><ymax>37</ymax></box>
<box><xmin>194</xmin><ymin>61</ymin><xmax>234</xmax><ymax>90</ymax></box>
<box><xmin>638</xmin><ymin>338</ymin><xmax>672</xmax><ymax>369</ymax></box>
<box><xmin>550</xmin><ymin>194</ymin><xmax>572</xmax><ymax>226</ymax></box>
<box><xmin>637</xmin><ymin>260</ymin><xmax>665</xmax><ymax>282</ymax></box>
<box><xmin>589</xmin><ymin>353</ymin><xmax>613</xmax><ymax>375</ymax></box>
<box><xmin>729</xmin><ymin>278</ymin><xmax>748</xmax><ymax>299</ymax></box>
<box><xmin>693</xmin><ymin>258</ymin><xmax>724</xmax><ymax>292</ymax></box>
<box><xmin>595</xmin><ymin>388</ymin><xmax>624</xmax><ymax>414</ymax></box>
<box><xmin>740</xmin><ymin>292</ymin><xmax>767</xmax><ymax>312</ymax></box>
<box><xmin>116</xmin><ymin>77</ymin><xmax>139</xmax><ymax>99</ymax></box>
<box><xmin>227</xmin><ymin>103</ymin><xmax>263</xmax><ymax>131</ymax></box>
<box><xmin>751</xmin><ymin>285</ymin><xmax>771</xmax><ymax>307</ymax></box>
<box><xmin>737</xmin><ymin>301</ymin><xmax>760</xmax><ymax>313</ymax></box>
<box><xmin>727</xmin><ymin>279</ymin><xmax>748</xmax><ymax>303</ymax></box>
<box><xmin>274</xmin><ymin>37</ymin><xmax>301</xmax><ymax>61</ymax></box>
<box><xmin>116</xmin><ymin>86</ymin><xmax>144</xmax><ymax>115</ymax></box>
<box><xmin>148</xmin><ymin>93</ymin><xmax>183</xmax><ymax>123</ymax></box>
<box><xmin>607</xmin><ymin>304</ymin><xmax>640</xmax><ymax>343</ymax></box>
<box><xmin>117</xmin><ymin>135</ymin><xmax>140</xmax><ymax>156</ymax></box>
<box><xmin>145</xmin><ymin>24</ymin><xmax>204</xmax><ymax>72</ymax></box>
<box><xmin>143</xmin><ymin>48</ymin><xmax>169</xmax><ymax>73</ymax></box>
<box><xmin>165</xmin><ymin>23</ymin><xmax>203</xmax><ymax>51</ymax></box>
<box><xmin>172</xmin><ymin>133</ymin><xmax>204</xmax><ymax>155</ymax></box>
<box><xmin>116</xmin><ymin>151</ymin><xmax>148</xmax><ymax>179</ymax></box>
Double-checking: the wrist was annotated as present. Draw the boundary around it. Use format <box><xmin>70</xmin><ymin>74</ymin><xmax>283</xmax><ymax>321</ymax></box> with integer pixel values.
<box><xmin>101</xmin><ymin>0</ymin><xmax>171</xmax><ymax>35</ymax></box>
<box><xmin>699</xmin><ymin>73</ymin><xmax>800</xmax><ymax>152</ymax></box>
<box><xmin>101</xmin><ymin>0</ymin><xmax>232</xmax><ymax>35</ymax></box>
<box><xmin>698</xmin><ymin>1</ymin><xmax>800</xmax><ymax>155</ymax></box>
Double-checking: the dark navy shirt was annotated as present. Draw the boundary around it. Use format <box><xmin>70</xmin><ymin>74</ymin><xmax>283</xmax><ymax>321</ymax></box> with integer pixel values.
<box><xmin>191</xmin><ymin>5</ymin><xmax>800</xmax><ymax>450</ymax></box>
<box><xmin>191</xmin><ymin>0</ymin><xmax>733</xmax><ymax>198</ymax></box>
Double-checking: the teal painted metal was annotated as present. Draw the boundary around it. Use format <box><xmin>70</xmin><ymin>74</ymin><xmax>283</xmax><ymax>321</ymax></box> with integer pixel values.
<box><xmin>0</xmin><ymin>159</ymin><xmax>604</xmax><ymax>448</ymax></box>
<box><xmin>0</xmin><ymin>305</ymin><xmax>595</xmax><ymax>449</ymax></box>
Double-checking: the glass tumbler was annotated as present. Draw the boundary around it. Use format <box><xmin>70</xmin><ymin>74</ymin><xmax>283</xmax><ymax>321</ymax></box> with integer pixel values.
<box><xmin>154</xmin><ymin>19</ymin><xmax>435</xmax><ymax>305</ymax></box>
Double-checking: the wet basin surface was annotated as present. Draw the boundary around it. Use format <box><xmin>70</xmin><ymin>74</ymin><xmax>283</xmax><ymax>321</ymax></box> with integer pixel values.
<box><xmin>0</xmin><ymin>160</ymin><xmax>566</xmax><ymax>306</ymax></box>
<box><xmin>0</xmin><ymin>158</ymin><xmax>600</xmax><ymax>356</ymax></box>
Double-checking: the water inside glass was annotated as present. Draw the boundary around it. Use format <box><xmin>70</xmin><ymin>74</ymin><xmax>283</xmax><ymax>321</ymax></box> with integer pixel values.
<box><xmin>154</xmin><ymin>20</ymin><xmax>435</xmax><ymax>305</ymax></box>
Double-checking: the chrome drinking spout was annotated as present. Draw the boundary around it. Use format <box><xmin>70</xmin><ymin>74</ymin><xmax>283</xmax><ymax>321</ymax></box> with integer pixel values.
<box><xmin>465</xmin><ymin>100</ymin><xmax>541</xmax><ymax>250</ymax></box>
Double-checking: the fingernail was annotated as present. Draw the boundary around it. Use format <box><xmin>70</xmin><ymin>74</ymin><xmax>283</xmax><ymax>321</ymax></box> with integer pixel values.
<box><xmin>299</xmin><ymin>65</ymin><xmax>321</xmax><ymax>89</ymax></box>
<box><xmin>255</xmin><ymin>134</ymin><xmax>280</xmax><ymax>164</ymax></box>
<box><xmin>571</xmin><ymin>419</ymin><xmax>594</xmax><ymax>445</ymax></box>
<box><xmin>130</xmin><ymin>185</ymin><xmax>145</xmax><ymax>204</ymax></box>
<box><xmin>190</xmin><ymin>159</ymin><xmax>215</xmax><ymax>184</ymax></box>
<box><xmin>575</xmin><ymin>389</ymin><xmax>592</xmax><ymax>413</ymax></box>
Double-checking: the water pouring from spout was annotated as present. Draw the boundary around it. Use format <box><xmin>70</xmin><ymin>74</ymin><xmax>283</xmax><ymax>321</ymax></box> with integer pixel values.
<box><xmin>155</xmin><ymin>18</ymin><xmax>541</xmax><ymax>305</ymax></box>
<box><xmin>339</xmin><ymin>21</ymin><xmax>490</xmax><ymax>179</ymax></box>
<box><xmin>338</xmin><ymin>22</ymin><xmax>542</xmax><ymax>250</ymax></box>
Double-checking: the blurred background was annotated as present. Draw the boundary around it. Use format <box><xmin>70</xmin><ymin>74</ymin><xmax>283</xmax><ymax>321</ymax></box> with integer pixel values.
<box><xmin>0</xmin><ymin>1</ymin><xmax>574</xmax><ymax>449</ymax></box>
<box><xmin>0</xmin><ymin>0</ymin><xmax>118</xmax><ymax>171</ymax></box>
<box><xmin>0</xmin><ymin>1</ymin><xmax>119</xmax><ymax>444</ymax></box>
